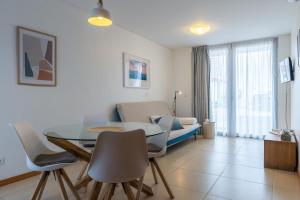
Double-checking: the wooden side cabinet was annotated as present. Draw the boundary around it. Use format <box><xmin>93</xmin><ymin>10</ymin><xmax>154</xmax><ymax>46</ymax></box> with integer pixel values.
<box><xmin>264</xmin><ymin>133</ymin><xmax>297</xmax><ymax>171</ymax></box>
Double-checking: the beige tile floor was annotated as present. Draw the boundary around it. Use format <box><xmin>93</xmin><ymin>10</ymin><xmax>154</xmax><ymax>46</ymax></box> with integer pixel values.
<box><xmin>1</xmin><ymin>136</ymin><xmax>299</xmax><ymax>200</ymax></box>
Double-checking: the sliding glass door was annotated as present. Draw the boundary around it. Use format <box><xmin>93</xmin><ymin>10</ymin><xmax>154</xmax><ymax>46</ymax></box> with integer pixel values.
<box><xmin>209</xmin><ymin>39</ymin><xmax>277</xmax><ymax>138</ymax></box>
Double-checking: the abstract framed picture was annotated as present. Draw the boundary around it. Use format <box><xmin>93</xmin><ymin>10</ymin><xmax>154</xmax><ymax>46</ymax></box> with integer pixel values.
<box><xmin>17</xmin><ymin>26</ymin><xmax>56</xmax><ymax>86</ymax></box>
<box><xmin>123</xmin><ymin>53</ymin><xmax>150</xmax><ymax>89</ymax></box>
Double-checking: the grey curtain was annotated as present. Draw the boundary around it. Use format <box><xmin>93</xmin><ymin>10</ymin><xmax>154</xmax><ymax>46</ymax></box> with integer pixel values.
<box><xmin>192</xmin><ymin>46</ymin><xmax>210</xmax><ymax>125</ymax></box>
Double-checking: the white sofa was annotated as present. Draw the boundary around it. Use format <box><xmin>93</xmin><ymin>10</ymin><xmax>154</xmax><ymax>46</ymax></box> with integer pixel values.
<box><xmin>116</xmin><ymin>101</ymin><xmax>200</xmax><ymax>147</ymax></box>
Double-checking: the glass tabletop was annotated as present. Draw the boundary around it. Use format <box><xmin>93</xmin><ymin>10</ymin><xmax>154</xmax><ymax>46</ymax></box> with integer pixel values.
<box><xmin>43</xmin><ymin>122</ymin><xmax>167</xmax><ymax>141</ymax></box>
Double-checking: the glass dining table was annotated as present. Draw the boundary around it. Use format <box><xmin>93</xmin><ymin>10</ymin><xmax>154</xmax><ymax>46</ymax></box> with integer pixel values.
<box><xmin>43</xmin><ymin>122</ymin><xmax>167</xmax><ymax>196</ymax></box>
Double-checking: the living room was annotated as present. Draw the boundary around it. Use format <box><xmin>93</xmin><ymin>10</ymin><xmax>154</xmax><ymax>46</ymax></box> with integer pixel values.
<box><xmin>0</xmin><ymin>0</ymin><xmax>300</xmax><ymax>199</ymax></box>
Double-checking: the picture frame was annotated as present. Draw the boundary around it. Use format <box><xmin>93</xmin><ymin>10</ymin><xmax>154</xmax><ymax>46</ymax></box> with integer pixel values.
<box><xmin>17</xmin><ymin>26</ymin><xmax>57</xmax><ymax>86</ymax></box>
<box><xmin>123</xmin><ymin>53</ymin><xmax>150</xmax><ymax>89</ymax></box>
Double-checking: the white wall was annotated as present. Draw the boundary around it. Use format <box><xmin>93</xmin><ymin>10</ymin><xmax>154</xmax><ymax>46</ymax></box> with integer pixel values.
<box><xmin>278</xmin><ymin>34</ymin><xmax>292</xmax><ymax>129</ymax></box>
<box><xmin>291</xmin><ymin>5</ymin><xmax>300</xmax><ymax>131</ymax></box>
<box><xmin>290</xmin><ymin>2</ymin><xmax>300</xmax><ymax>172</ymax></box>
<box><xmin>0</xmin><ymin>0</ymin><xmax>173</xmax><ymax>179</ymax></box>
<box><xmin>172</xmin><ymin>48</ymin><xmax>192</xmax><ymax>117</ymax></box>
<box><xmin>172</xmin><ymin>35</ymin><xmax>292</xmax><ymax>127</ymax></box>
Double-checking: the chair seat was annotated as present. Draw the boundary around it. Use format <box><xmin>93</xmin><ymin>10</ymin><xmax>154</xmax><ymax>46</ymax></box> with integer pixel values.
<box><xmin>147</xmin><ymin>143</ymin><xmax>162</xmax><ymax>153</ymax></box>
<box><xmin>34</xmin><ymin>151</ymin><xmax>77</xmax><ymax>167</ymax></box>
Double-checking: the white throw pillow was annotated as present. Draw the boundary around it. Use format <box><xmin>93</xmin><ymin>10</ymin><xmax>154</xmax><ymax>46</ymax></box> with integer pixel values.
<box><xmin>177</xmin><ymin>117</ymin><xmax>197</xmax><ymax>125</ymax></box>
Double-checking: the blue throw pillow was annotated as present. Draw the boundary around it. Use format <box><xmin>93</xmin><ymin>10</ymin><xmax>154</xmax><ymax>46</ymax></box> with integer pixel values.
<box><xmin>171</xmin><ymin>118</ymin><xmax>184</xmax><ymax>131</ymax></box>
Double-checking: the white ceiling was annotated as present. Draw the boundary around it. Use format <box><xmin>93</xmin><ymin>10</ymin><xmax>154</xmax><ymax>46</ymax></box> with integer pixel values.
<box><xmin>65</xmin><ymin>0</ymin><xmax>298</xmax><ymax>49</ymax></box>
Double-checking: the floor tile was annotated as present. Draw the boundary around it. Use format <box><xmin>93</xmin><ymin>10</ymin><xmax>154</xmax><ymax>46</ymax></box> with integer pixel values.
<box><xmin>166</xmin><ymin>169</ymin><xmax>218</xmax><ymax>193</ymax></box>
<box><xmin>180</xmin><ymin>159</ymin><xmax>228</xmax><ymax>175</ymax></box>
<box><xmin>205</xmin><ymin>195</ymin><xmax>231</xmax><ymax>200</ymax></box>
<box><xmin>221</xmin><ymin>164</ymin><xmax>274</xmax><ymax>185</ymax></box>
<box><xmin>228</xmin><ymin>155</ymin><xmax>264</xmax><ymax>168</ymax></box>
<box><xmin>148</xmin><ymin>185</ymin><xmax>206</xmax><ymax>200</ymax></box>
<box><xmin>189</xmin><ymin>151</ymin><xmax>232</xmax><ymax>164</ymax></box>
<box><xmin>273</xmin><ymin>185</ymin><xmax>300</xmax><ymax>200</ymax></box>
<box><xmin>209</xmin><ymin>177</ymin><xmax>273</xmax><ymax>200</ymax></box>
<box><xmin>273</xmin><ymin>171</ymin><xmax>300</xmax><ymax>190</ymax></box>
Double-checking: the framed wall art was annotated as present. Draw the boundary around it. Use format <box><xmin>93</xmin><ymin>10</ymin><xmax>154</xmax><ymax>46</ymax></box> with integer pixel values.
<box><xmin>17</xmin><ymin>26</ymin><xmax>56</xmax><ymax>86</ymax></box>
<box><xmin>123</xmin><ymin>53</ymin><xmax>150</xmax><ymax>89</ymax></box>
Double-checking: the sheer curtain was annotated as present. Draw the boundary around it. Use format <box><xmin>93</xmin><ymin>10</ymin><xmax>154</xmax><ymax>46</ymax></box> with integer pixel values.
<box><xmin>209</xmin><ymin>46</ymin><xmax>230</xmax><ymax>136</ymax></box>
<box><xmin>209</xmin><ymin>39</ymin><xmax>277</xmax><ymax>138</ymax></box>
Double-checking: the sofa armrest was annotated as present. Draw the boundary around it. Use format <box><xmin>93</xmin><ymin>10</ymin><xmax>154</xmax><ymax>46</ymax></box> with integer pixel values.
<box><xmin>177</xmin><ymin>117</ymin><xmax>198</xmax><ymax>125</ymax></box>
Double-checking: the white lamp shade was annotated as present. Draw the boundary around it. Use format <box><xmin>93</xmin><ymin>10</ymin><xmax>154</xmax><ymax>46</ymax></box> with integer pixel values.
<box><xmin>88</xmin><ymin>5</ymin><xmax>112</xmax><ymax>26</ymax></box>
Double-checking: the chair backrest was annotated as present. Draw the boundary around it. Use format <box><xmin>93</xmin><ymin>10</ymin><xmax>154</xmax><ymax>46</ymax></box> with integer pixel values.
<box><xmin>9</xmin><ymin>122</ymin><xmax>49</xmax><ymax>162</ymax></box>
<box><xmin>158</xmin><ymin>115</ymin><xmax>174</xmax><ymax>132</ymax></box>
<box><xmin>81</xmin><ymin>112</ymin><xmax>108</xmax><ymax>127</ymax></box>
<box><xmin>147</xmin><ymin>115</ymin><xmax>174</xmax><ymax>155</ymax></box>
<box><xmin>80</xmin><ymin>113</ymin><xmax>108</xmax><ymax>145</ymax></box>
<box><xmin>88</xmin><ymin>129</ymin><xmax>149</xmax><ymax>183</ymax></box>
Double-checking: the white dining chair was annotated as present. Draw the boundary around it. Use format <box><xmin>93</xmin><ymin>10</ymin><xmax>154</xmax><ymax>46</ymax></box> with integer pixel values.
<box><xmin>10</xmin><ymin>122</ymin><xmax>80</xmax><ymax>200</ymax></box>
<box><xmin>147</xmin><ymin>115</ymin><xmax>175</xmax><ymax>199</ymax></box>
<box><xmin>77</xmin><ymin>113</ymin><xmax>108</xmax><ymax>181</ymax></box>
<box><xmin>88</xmin><ymin>129</ymin><xmax>149</xmax><ymax>200</ymax></box>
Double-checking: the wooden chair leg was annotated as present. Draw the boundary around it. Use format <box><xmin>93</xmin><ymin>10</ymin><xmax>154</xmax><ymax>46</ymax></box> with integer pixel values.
<box><xmin>136</xmin><ymin>177</ymin><xmax>144</xmax><ymax>200</ymax></box>
<box><xmin>122</xmin><ymin>183</ymin><xmax>135</xmax><ymax>200</ymax></box>
<box><xmin>151</xmin><ymin>158</ymin><xmax>174</xmax><ymax>199</ymax></box>
<box><xmin>55</xmin><ymin>170</ymin><xmax>69</xmax><ymax>200</ymax></box>
<box><xmin>60</xmin><ymin>169</ymin><xmax>81</xmax><ymax>200</ymax></box>
<box><xmin>77</xmin><ymin>162</ymin><xmax>89</xmax><ymax>181</ymax></box>
<box><xmin>31</xmin><ymin>171</ymin><xmax>49</xmax><ymax>200</ymax></box>
<box><xmin>150</xmin><ymin>162</ymin><xmax>158</xmax><ymax>184</ymax></box>
<box><xmin>37</xmin><ymin>171</ymin><xmax>50</xmax><ymax>200</ymax></box>
<box><xmin>89</xmin><ymin>181</ymin><xmax>102</xmax><ymax>200</ymax></box>
<box><xmin>102</xmin><ymin>183</ymin><xmax>116</xmax><ymax>200</ymax></box>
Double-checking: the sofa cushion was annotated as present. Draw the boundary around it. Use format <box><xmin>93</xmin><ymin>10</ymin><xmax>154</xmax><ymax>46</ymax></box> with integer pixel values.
<box><xmin>117</xmin><ymin>101</ymin><xmax>172</xmax><ymax>123</ymax></box>
<box><xmin>168</xmin><ymin>124</ymin><xmax>200</xmax><ymax>140</ymax></box>
<box><xmin>178</xmin><ymin>117</ymin><xmax>198</xmax><ymax>125</ymax></box>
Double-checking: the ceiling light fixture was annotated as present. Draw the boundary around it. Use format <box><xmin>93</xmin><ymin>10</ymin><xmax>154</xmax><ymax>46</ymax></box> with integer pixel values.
<box><xmin>88</xmin><ymin>0</ymin><xmax>112</xmax><ymax>27</ymax></box>
<box><xmin>190</xmin><ymin>24</ymin><xmax>210</xmax><ymax>35</ymax></box>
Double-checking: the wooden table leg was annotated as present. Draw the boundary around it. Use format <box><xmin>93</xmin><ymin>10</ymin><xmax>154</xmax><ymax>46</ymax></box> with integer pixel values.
<box><xmin>74</xmin><ymin>175</ymin><xmax>93</xmax><ymax>190</ymax></box>
<box><xmin>47</xmin><ymin>136</ymin><xmax>91</xmax><ymax>163</ymax></box>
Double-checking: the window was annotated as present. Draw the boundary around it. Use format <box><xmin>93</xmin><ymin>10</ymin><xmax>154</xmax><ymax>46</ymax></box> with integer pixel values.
<box><xmin>209</xmin><ymin>39</ymin><xmax>277</xmax><ymax>138</ymax></box>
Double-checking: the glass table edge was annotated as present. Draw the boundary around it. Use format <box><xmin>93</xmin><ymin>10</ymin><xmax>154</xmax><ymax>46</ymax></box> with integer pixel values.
<box><xmin>43</xmin><ymin>130</ymin><xmax>168</xmax><ymax>141</ymax></box>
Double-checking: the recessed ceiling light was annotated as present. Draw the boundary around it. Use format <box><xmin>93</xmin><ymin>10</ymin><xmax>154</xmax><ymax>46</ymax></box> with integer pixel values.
<box><xmin>190</xmin><ymin>24</ymin><xmax>211</xmax><ymax>35</ymax></box>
